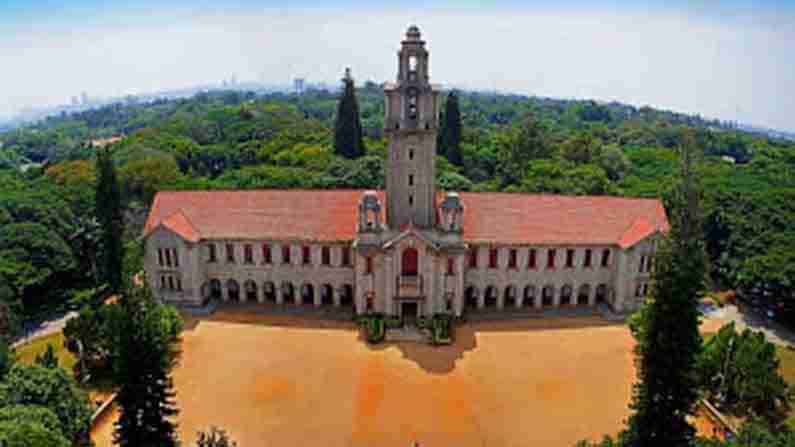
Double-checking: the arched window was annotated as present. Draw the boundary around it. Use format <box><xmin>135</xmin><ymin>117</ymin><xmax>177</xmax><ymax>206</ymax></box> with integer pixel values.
<box><xmin>402</xmin><ymin>248</ymin><xmax>418</xmax><ymax>276</ymax></box>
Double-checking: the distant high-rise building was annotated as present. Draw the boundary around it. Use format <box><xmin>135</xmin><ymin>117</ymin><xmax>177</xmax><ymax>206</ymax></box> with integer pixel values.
<box><xmin>294</xmin><ymin>78</ymin><xmax>306</xmax><ymax>95</ymax></box>
<box><xmin>71</xmin><ymin>96</ymin><xmax>80</xmax><ymax>106</ymax></box>
<box><xmin>80</xmin><ymin>92</ymin><xmax>89</xmax><ymax>105</ymax></box>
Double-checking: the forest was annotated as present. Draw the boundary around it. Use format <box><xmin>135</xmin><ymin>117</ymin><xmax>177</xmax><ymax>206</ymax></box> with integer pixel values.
<box><xmin>1</xmin><ymin>82</ymin><xmax>794</xmax><ymax>328</ymax></box>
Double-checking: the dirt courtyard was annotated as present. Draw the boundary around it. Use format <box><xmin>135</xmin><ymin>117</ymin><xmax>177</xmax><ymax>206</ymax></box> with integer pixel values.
<box><xmin>93</xmin><ymin>311</ymin><xmax>638</xmax><ymax>447</ymax></box>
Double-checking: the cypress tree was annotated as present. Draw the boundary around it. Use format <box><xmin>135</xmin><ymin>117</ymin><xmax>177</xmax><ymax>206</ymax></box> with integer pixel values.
<box><xmin>95</xmin><ymin>147</ymin><xmax>124</xmax><ymax>292</ymax></box>
<box><xmin>439</xmin><ymin>91</ymin><xmax>463</xmax><ymax>165</ymax></box>
<box><xmin>333</xmin><ymin>68</ymin><xmax>366</xmax><ymax>158</ymax></box>
<box><xmin>113</xmin><ymin>285</ymin><xmax>180</xmax><ymax>447</ymax></box>
<box><xmin>624</xmin><ymin>131</ymin><xmax>706</xmax><ymax>446</ymax></box>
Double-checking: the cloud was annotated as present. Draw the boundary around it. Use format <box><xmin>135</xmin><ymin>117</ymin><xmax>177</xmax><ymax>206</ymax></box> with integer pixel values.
<box><xmin>0</xmin><ymin>3</ymin><xmax>793</xmax><ymax>130</ymax></box>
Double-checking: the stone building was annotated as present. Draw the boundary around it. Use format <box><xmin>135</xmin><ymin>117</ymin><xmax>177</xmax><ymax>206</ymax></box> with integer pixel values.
<box><xmin>143</xmin><ymin>26</ymin><xmax>668</xmax><ymax>319</ymax></box>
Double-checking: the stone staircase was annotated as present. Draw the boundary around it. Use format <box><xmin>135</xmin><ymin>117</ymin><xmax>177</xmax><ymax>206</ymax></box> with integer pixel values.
<box><xmin>386</xmin><ymin>325</ymin><xmax>429</xmax><ymax>343</ymax></box>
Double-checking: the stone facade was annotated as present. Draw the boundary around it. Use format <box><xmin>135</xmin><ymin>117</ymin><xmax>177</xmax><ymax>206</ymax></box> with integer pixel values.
<box><xmin>143</xmin><ymin>26</ymin><xmax>665</xmax><ymax>318</ymax></box>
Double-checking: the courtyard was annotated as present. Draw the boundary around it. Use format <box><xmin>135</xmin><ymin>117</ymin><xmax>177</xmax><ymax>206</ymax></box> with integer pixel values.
<box><xmin>92</xmin><ymin>310</ymin><xmax>637</xmax><ymax>446</ymax></box>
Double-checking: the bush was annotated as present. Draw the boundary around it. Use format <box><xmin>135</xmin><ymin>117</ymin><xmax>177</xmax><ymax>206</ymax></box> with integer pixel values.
<box><xmin>357</xmin><ymin>315</ymin><xmax>385</xmax><ymax>344</ymax></box>
<box><xmin>431</xmin><ymin>314</ymin><xmax>454</xmax><ymax>345</ymax></box>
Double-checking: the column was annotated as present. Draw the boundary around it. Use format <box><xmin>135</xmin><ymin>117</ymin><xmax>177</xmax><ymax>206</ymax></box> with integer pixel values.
<box><xmin>455</xmin><ymin>255</ymin><xmax>465</xmax><ymax>317</ymax></box>
<box><xmin>313</xmin><ymin>285</ymin><xmax>321</xmax><ymax>307</ymax></box>
<box><xmin>333</xmin><ymin>286</ymin><xmax>342</xmax><ymax>307</ymax></box>
<box><xmin>497</xmin><ymin>288</ymin><xmax>505</xmax><ymax>310</ymax></box>
<box><xmin>552</xmin><ymin>286</ymin><xmax>560</xmax><ymax>308</ymax></box>
<box><xmin>276</xmin><ymin>285</ymin><xmax>284</xmax><ymax>305</ymax></box>
<box><xmin>222</xmin><ymin>283</ymin><xmax>230</xmax><ymax>302</ymax></box>
<box><xmin>384</xmin><ymin>253</ymin><xmax>394</xmax><ymax>316</ymax></box>
<box><xmin>515</xmin><ymin>289</ymin><xmax>523</xmax><ymax>309</ymax></box>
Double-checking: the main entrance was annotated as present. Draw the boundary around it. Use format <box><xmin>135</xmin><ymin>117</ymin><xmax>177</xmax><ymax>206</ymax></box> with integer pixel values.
<box><xmin>401</xmin><ymin>302</ymin><xmax>419</xmax><ymax>323</ymax></box>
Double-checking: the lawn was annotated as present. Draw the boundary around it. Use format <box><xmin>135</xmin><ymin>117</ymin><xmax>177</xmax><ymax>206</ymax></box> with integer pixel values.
<box><xmin>14</xmin><ymin>331</ymin><xmax>77</xmax><ymax>372</ymax></box>
<box><xmin>775</xmin><ymin>345</ymin><xmax>795</xmax><ymax>429</ymax></box>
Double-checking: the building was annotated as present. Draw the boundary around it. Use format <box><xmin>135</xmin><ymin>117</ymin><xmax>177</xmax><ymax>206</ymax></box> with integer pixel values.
<box><xmin>143</xmin><ymin>26</ymin><xmax>668</xmax><ymax>319</ymax></box>
<box><xmin>294</xmin><ymin>78</ymin><xmax>306</xmax><ymax>95</ymax></box>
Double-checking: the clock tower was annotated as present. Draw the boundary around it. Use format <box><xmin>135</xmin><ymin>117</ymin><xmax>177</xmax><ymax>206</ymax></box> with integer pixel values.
<box><xmin>383</xmin><ymin>25</ymin><xmax>441</xmax><ymax>229</ymax></box>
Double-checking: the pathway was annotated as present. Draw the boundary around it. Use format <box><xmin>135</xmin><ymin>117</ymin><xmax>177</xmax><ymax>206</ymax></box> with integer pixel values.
<box><xmin>12</xmin><ymin>311</ymin><xmax>78</xmax><ymax>347</ymax></box>
<box><xmin>704</xmin><ymin>304</ymin><xmax>795</xmax><ymax>347</ymax></box>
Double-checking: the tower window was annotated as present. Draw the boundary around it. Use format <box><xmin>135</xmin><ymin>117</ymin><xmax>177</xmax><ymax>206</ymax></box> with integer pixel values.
<box><xmin>468</xmin><ymin>247</ymin><xmax>478</xmax><ymax>269</ymax></box>
<box><xmin>409</xmin><ymin>55</ymin><xmax>418</xmax><ymax>71</ymax></box>
<box><xmin>408</xmin><ymin>149</ymin><xmax>414</xmax><ymax>160</ymax></box>
<box><xmin>408</xmin><ymin>174</ymin><xmax>414</xmax><ymax>186</ymax></box>
<box><xmin>409</xmin><ymin>195</ymin><xmax>414</xmax><ymax>206</ymax></box>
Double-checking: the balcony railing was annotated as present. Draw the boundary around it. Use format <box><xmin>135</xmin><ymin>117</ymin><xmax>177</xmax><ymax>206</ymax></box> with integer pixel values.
<box><xmin>396</xmin><ymin>274</ymin><xmax>423</xmax><ymax>297</ymax></box>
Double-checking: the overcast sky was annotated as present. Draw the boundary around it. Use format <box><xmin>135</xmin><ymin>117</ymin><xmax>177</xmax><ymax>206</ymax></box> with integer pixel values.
<box><xmin>0</xmin><ymin>0</ymin><xmax>793</xmax><ymax>131</ymax></box>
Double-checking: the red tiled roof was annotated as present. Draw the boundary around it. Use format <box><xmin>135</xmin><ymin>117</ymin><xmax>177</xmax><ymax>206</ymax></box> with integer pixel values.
<box><xmin>144</xmin><ymin>189</ymin><xmax>668</xmax><ymax>247</ymax></box>
<box><xmin>159</xmin><ymin>211</ymin><xmax>200</xmax><ymax>243</ymax></box>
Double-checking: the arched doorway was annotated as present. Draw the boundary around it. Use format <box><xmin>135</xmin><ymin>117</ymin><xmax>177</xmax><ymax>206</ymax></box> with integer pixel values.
<box><xmin>226</xmin><ymin>280</ymin><xmax>240</xmax><ymax>302</ymax></box>
<box><xmin>595</xmin><ymin>284</ymin><xmax>608</xmax><ymax>305</ymax></box>
<box><xmin>560</xmin><ymin>284</ymin><xmax>573</xmax><ymax>306</ymax></box>
<box><xmin>263</xmin><ymin>281</ymin><xmax>276</xmax><ymax>303</ymax></box>
<box><xmin>504</xmin><ymin>285</ymin><xmax>518</xmax><ymax>308</ymax></box>
<box><xmin>340</xmin><ymin>284</ymin><xmax>354</xmax><ymax>307</ymax></box>
<box><xmin>577</xmin><ymin>284</ymin><xmax>591</xmax><ymax>306</ymax></box>
<box><xmin>282</xmin><ymin>282</ymin><xmax>295</xmax><ymax>304</ymax></box>
<box><xmin>321</xmin><ymin>284</ymin><xmax>334</xmax><ymax>306</ymax></box>
<box><xmin>484</xmin><ymin>286</ymin><xmax>498</xmax><ymax>308</ymax></box>
<box><xmin>542</xmin><ymin>285</ymin><xmax>554</xmax><ymax>307</ymax></box>
<box><xmin>523</xmin><ymin>285</ymin><xmax>536</xmax><ymax>307</ymax></box>
<box><xmin>402</xmin><ymin>247</ymin><xmax>418</xmax><ymax>277</ymax></box>
<box><xmin>244</xmin><ymin>280</ymin><xmax>258</xmax><ymax>302</ymax></box>
<box><xmin>465</xmin><ymin>286</ymin><xmax>479</xmax><ymax>309</ymax></box>
<box><xmin>301</xmin><ymin>283</ymin><xmax>315</xmax><ymax>305</ymax></box>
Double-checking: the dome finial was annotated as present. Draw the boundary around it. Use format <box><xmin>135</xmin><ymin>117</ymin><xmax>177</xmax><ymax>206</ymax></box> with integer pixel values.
<box><xmin>406</xmin><ymin>25</ymin><xmax>421</xmax><ymax>39</ymax></box>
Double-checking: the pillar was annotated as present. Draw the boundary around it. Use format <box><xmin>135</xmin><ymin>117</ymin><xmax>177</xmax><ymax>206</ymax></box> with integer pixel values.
<box><xmin>314</xmin><ymin>285</ymin><xmax>322</xmax><ymax>308</ymax></box>
<box><xmin>276</xmin><ymin>285</ymin><xmax>285</xmax><ymax>305</ymax></box>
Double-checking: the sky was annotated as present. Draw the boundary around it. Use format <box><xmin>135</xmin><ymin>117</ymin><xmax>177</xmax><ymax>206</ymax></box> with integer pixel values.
<box><xmin>0</xmin><ymin>0</ymin><xmax>794</xmax><ymax>131</ymax></box>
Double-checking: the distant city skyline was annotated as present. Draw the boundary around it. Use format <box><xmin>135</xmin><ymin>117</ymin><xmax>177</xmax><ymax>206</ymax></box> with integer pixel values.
<box><xmin>0</xmin><ymin>0</ymin><xmax>793</xmax><ymax>131</ymax></box>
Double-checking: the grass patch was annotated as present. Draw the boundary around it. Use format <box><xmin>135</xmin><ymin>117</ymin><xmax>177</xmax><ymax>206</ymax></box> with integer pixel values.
<box><xmin>775</xmin><ymin>345</ymin><xmax>795</xmax><ymax>429</ymax></box>
<box><xmin>14</xmin><ymin>332</ymin><xmax>77</xmax><ymax>372</ymax></box>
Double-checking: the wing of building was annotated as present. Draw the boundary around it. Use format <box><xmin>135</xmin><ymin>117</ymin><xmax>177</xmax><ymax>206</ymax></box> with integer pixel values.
<box><xmin>143</xmin><ymin>26</ymin><xmax>669</xmax><ymax>317</ymax></box>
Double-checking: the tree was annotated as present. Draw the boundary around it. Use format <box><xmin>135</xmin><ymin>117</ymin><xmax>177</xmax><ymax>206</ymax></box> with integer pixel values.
<box><xmin>697</xmin><ymin>323</ymin><xmax>789</xmax><ymax>425</ymax></box>
<box><xmin>0</xmin><ymin>404</ymin><xmax>73</xmax><ymax>447</ymax></box>
<box><xmin>561</xmin><ymin>132</ymin><xmax>601</xmax><ymax>164</ymax></box>
<box><xmin>34</xmin><ymin>343</ymin><xmax>59</xmax><ymax>369</ymax></box>
<box><xmin>496</xmin><ymin>117</ymin><xmax>551</xmax><ymax>187</ymax></box>
<box><xmin>333</xmin><ymin>70</ymin><xmax>366</xmax><ymax>158</ymax></box>
<box><xmin>113</xmin><ymin>284</ymin><xmax>183</xmax><ymax>447</ymax></box>
<box><xmin>95</xmin><ymin>147</ymin><xmax>124</xmax><ymax>292</ymax></box>
<box><xmin>596</xmin><ymin>144</ymin><xmax>631</xmax><ymax>181</ymax></box>
<box><xmin>624</xmin><ymin>131</ymin><xmax>707</xmax><ymax>446</ymax></box>
<box><xmin>0</xmin><ymin>337</ymin><xmax>13</xmax><ymax>380</ymax></box>
<box><xmin>439</xmin><ymin>91</ymin><xmax>463</xmax><ymax>165</ymax></box>
<box><xmin>0</xmin><ymin>363</ymin><xmax>92</xmax><ymax>443</ymax></box>
<box><xmin>0</xmin><ymin>420</ymin><xmax>70</xmax><ymax>447</ymax></box>
<box><xmin>195</xmin><ymin>426</ymin><xmax>238</xmax><ymax>447</ymax></box>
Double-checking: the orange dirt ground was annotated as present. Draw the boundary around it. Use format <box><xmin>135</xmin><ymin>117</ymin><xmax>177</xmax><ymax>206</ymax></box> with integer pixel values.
<box><xmin>91</xmin><ymin>311</ymin><xmax>722</xmax><ymax>447</ymax></box>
